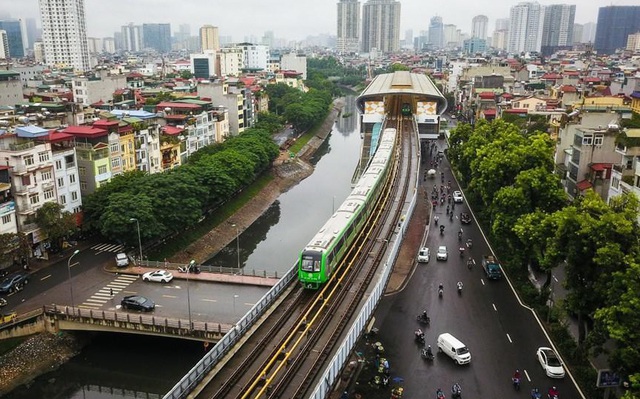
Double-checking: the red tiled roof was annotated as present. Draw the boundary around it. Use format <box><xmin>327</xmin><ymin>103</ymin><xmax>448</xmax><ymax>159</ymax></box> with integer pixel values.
<box><xmin>505</xmin><ymin>108</ymin><xmax>529</xmax><ymax>114</ymax></box>
<box><xmin>590</xmin><ymin>163</ymin><xmax>611</xmax><ymax>171</ymax></box>
<box><xmin>483</xmin><ymin>109</ymin><xmax>497</xmax><ymax>116</ymax></box>
<box><xmin>583</xmin><ymin>77</ymin><xmax>601</xmax><ymax>83</ymax></box>
<box><xmin>45</xmin><ymin>131</ymin><xmax>74</xmax><ymax>142</ymax></box>
<box><xmin>164</xmin><ymin>114</ymin><xmax>188</xmax><ymax>120</ymax></box>
<box><xmin>162</xmin><ymin>126</ymin><xmax>184</xmax><ymax>135</ymax></box>
<box><xmin>541</xmin><ymin>73</ymin><xmax>563</xmax><ymax>80</ymax></box>
<box><xmin>501</xmin><ymin>93</ymin><xmax>513</xmax><ymax>99</ymax></box>
<box><xmin>560</xmin><ymin>85</ymin><xmax>577</xmax><ymax>93</ymax></box>
<box><xmin>127</xmin><ymin>72</ymin><xmax>144</xmax><ymax>78</ymax></box>
<box><xmin>576</xmin><ymin>180</ymin><xmax>593</xmax><ymax>191</ymax></box>
<box><xmin>61</xmin><ymin>125</ymin><xmax>108</xmax><ymax>137</ymax></box>
<box><xmin>563</xmin><ymin>71</ymin><xmax>580</xmax><ymax>76</ymax></box>
<box><xmin>92</xmin><ymin>119</ymin><xmax>119</xmax><ymax>128</ymax></box>
<box><xmin>478</xmin><ymin>92</ymin><xmax>495</xmax><ymax>99</ymax></box>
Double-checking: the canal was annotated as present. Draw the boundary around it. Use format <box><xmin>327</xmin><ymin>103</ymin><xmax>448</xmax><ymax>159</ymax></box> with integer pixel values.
<box><xmin>5</xmin><ymin>96</ymin><xmax>362</xmax><ymax>398</ymax></box>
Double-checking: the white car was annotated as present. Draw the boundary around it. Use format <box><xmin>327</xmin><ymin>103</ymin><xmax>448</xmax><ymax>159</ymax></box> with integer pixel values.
<box><xmin>537</xmin><ymin>347</ymin><xmax>566</xmax><ymax>378</ymax></box>
<box><xmin>115</xmin><ymin>252</ymin><xmax>129</xmax><ymax>267</ymax></box>
<box><xmin>142</xmin><ymin>270</ymin><xmax>174</xmax><ymax>283</ymax></box>
<box><xmin>453</xmin><ymin>191</ymin><xmax>464</xmax><ymax>203</ymax></box>
<box><xmin>417</xmin><ymin>247</ymin><xmax>430</xmax><ymax>263</ymax></box>
<box><xmin>436</xmin><ymin>245</ymin><xmax>448</xmax><ymax>261</ymax></box>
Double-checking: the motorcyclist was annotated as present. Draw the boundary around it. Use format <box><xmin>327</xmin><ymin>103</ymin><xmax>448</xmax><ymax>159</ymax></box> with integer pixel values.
<box><xmin>466</xmin><ymin>238</ymin><xmax>472</xmax><ymax>248</ymax></box>
<box><xmin>440</xmin><ymin>225</ymin><xmax>445</xmax><ymax>234</ymax></box>
<box><xmin>514</xmin><ymin>369</ymin><xmax>521</xmax><ymax>381</ymax></box>
<box><xmin>436</xmin><ymin>388</ymin><xmax>445</xmax><ymax>399</ymax></box>
<box><xmin>415</xmin><ymin>328</ymin><xmax>425</xmax><ymax>339</ymax></box>
<box><xmin>531</xmin><ymin>388</ymin><xmax>542</xmax><ymax>399</ymax></box>
<box><xmin>457</xmin><ymin>281</ymin><xmax>463</xmax><ymax>292</ymax></box>
<box><xmin>548</xmin><ymin>386</ymin><xmax>559</xmax><ymax>399</ymax></box>
<box><xmin>438</xmin><ymin>283</ymin><xmax>444</xmax><ymax>297</ymax></box>
<box><xmin>422</xmin><ymin>310</ymin><xmax>429</xmax><ymax>321</ymax></box>
<box><xmin>434</xmin><ymin>215</ymin><xmax>439</xmax><ymax>225</ymax></box>
<box><xmin>446</xmin><ymin>205</ymin><xmax>450</xmax><ymax>215</ymax></box>
<box><xmin>467</xmin><ymin>258</ymin><xmax>474</xmax><ymax>269</ymax></box>
<box><xmin>459</xmin><ymin>246</ymin><xmax>465</xmax><ymax>256</ymax></box>
<box><xmin>451</xmin><ymin>383</ymin><xmax>462</xmax><ymax>398</ymax></box>
<box><xmin>458</xmin><ymin>230</ymin><xmax>463</xmax><ymax>240</ymax></box>
<box><xmin>426</xmin><ymin>345</ymin><xmax>433</xmax><ymax>357</ymax></box>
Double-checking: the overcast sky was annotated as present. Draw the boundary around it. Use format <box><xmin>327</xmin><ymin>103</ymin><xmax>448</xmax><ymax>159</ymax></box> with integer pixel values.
<box><xmin>1</xmin><ymin>0</ymin><xmax>638</xmax><ymax>42</ymax></box>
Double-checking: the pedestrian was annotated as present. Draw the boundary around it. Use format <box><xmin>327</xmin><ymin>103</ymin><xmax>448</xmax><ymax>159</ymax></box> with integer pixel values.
<box><xmin>110</xmin><ymin>288</ymin><xmax>114</xmax><ymax>297</ymax></box>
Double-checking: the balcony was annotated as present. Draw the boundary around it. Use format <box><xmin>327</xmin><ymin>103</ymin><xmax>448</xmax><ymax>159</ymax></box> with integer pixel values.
<box><xmin>7</xmin><ymin>142</ymin><xmax>35</xmax><ymax>152</ymax></box>
<box><xmin>13</xmin><ymin>184</ymin><xmax>39</xmax><ymax>195</ymax></box>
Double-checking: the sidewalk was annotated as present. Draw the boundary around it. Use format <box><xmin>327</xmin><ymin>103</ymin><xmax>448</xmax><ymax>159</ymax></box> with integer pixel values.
<box><xmin>105</xmin><ymin>264</ymin><xmax>279</xmax><ymax>288</ymax></box>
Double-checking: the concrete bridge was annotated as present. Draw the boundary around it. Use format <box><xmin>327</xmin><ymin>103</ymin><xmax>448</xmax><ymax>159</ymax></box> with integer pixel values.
<box><xmin>0</xmin><ymin>305</ymin><xmax>231</xmax><ymax>342</ymax></box>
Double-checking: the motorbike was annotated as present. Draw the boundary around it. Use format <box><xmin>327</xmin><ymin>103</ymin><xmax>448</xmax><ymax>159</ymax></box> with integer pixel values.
<box><xmin>178</xmin><ymin>265</ymin><xmax>201</xmax><ymax>274</ymax></box>
<box><xmin>458</xmin><ymin>232</ymin><xmax>463</xmax><ymax>241</ymax></box>
<box><xmin>438</xmin><ymin>287</ymin><xmax>444</xmax><ymax>298</ymax></box>
<box><xmin>450</xmin><ymin>212</ymin><xmax>454</xmax><ymax>221</ymax></box>
<box><xmin>421</xmin><ymin>347</ymin><xmax>435</xmax><ymax>361</ymax></box>
<box><xmin>434</xmin><ymin>216</ymin><xmax>439</xmax><ymax>226</ymax></box>
<box><xmin>467</xmin><ymin>258</ymin><xmax>474</xmax><ymax>270</ymax></box>
<box><xmin>440</xmin><ymin>225</ymin><xmax>445</xmax><ymax>235</ymax></box>
<box><xmin>466</xmin><ymin>238</ymin><xmax>472</xmax><ymax>248</ymax></box>
<box><xmin>459</xmin><ymin>247</ymin><xmax>465</xmax><ymax>257</ymax></box>
<box><xmin>416</xmin><ymin>314</ymin><xmax>431</xmax><ymax>325</ymax></box>
<box><xmin>457</xmin><ymin>282</ymin><xmax>463</xmax><ymax>295</ymax></box>
<box><xmin>531</xmin><ymin>389</ymin><xmax>542</xmax><ymax>399</ymax></box>
<box><xmin>547</xmin><ymin>388</ymin><xmax>559</xmax><ymax>399</ymax></box>
<box><xmin>512</xmin><ymin>377</ymin><xmax>521</xmax><ymax>391</ymax></box>
<box><xmin>452</xmin><ymin>383</ymin><xmax>462</xmax><ymax>399</ymax></box>
<box><xmin>0</xmin><ymin>298</ymin><xmax>6</xmax><ymax>308</ymax></box>
<box><xmin>414</xmin><ymin>330</ymin><xmax>425</xmax><ymax>344</ymax></box>
<box><xmin>436</xmin><ymin>389</ymin><xmax>446</xmax><ymax>399</ymax></box>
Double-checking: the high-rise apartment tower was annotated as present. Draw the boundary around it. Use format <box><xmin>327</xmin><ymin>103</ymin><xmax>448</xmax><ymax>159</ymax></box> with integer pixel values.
<box><xmin>38</xmin><ymin>0</ymin><xmax>89</xmax><ymax>70</ymax></box>
<box><xmin>337</xmin><ymin>0</ymin><xmax>361</xmax><ymax>53</ymax></box>
<box><xmin>361</xmin><ymin>0</ymin><xmax>401</xmax><ymax>53</ymax></box>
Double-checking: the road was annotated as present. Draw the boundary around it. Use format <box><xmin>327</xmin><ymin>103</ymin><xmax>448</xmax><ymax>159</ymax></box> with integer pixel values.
<box><xmin>358</xmin><ymin>138</ymin><xmax>580</xmax><ymax>399</ymax></box>
<box><xmin>7</xmin><ymin>243</ymin><xmax>267</xmax><ymax>325</ymax></box>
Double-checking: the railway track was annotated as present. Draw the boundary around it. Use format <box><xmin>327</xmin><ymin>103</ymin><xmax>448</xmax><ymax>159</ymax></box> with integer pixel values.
<box><xmin>196</xmin><ymin>118</ymin><xmax>416</xmax><ymax>399</ymax></box>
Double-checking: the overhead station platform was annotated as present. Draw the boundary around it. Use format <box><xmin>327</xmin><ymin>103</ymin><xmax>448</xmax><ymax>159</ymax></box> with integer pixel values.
<box><xmin>352</xmin><ymin>72</ymin><xmax>448</xmax><ymax>180</ymax></box>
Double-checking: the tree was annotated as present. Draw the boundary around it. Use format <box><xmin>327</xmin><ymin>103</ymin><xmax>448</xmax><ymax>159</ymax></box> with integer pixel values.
<box><xmin>35</xmin><ymin>202</ymin><xmax>77</xmax><ymax>251</ymax></box>
<box><xmin>179</xmin><ymin>70</ymin><xmax>193</xmax><ymax>79</ymax></box>
<box><xmin>0</xmin><ymin>233</ymin><xmax>30</xmax><ymax>267</ymax></box>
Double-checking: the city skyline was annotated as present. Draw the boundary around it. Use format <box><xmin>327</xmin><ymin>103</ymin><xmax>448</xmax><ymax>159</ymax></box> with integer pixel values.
<box><xmin>2</xmin><ymin>0</ymin><xmax>638</xmax><ymax>43</ymax></box>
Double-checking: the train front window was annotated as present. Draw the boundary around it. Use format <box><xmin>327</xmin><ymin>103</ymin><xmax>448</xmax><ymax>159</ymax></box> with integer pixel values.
<box><xmin>301</xmin><ymin>252</ymin><xmax>322</xmax><ymax>272</ymax></box>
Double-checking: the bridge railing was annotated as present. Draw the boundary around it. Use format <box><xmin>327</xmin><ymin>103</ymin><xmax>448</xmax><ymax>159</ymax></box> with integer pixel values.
<box><xmin>131</xmin><ymin>258</ymin><xmax>280</xmax><ymax>279</ymax></box>
<box><xmin>45</xmin><ymin>305</ymin><xmax>233</xmax><ymax>338</ymax></box>
<box><xmin>163</xmin><ymin>263</ymin><xmax>298</xmax><ymax>399</ymax></box>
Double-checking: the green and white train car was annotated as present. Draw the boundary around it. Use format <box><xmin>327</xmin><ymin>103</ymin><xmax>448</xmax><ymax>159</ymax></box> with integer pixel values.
<box><xmin>298</xmin><ymin>128</ymin><xmax>398</xmax><ymax>289</ymax></box>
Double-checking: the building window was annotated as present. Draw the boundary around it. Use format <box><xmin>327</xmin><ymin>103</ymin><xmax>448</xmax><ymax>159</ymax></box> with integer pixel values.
<box><xmin>38</xmin><ymin>152</ymin><xmax>50</xmax><ymax>162</ymax></box>
<box><xmin>71</xmin><ymin>191</ymin><xmax>78</xmax><ymax>201</ymax></box>
<box><xmin>44</xmin><ymin>189</ymin><xmax>54</xmax><ymax>200</ymax></box>
<box><xmin>69</xmin><ymin>174</ymin><xmax>76</xmax><ymax>183</ymax></box>
<box><xmin>57</xmin><ymin>177</ymin><xmax>64</xmax><ymax>187</ymax></box>
<box><xmin>60</xmin><ymin>194</ymin><xmax>67</xmax><ymax>205</ymax></box>
<box><xmin>594</xmin><ymin>134</ymin><xmax>604</xmax><ymax>146</ymax></box>
<box><xmin>111</xmin><ymin>158</ymin><xmax>121</xmax><ymax>168</ymax></box>
<box><xmin>1</xmin><ymin>214</ymin><xmax>11</xmax><ymax>224</ymax></box>
<box><xmin>80</xmin><ymin>181</ymin><xmax>87</xmax><ymax>190</ymax></box>
<box><xmin>55</xmin><ymin>160</ymin><xmax>62</xmax><ymax>169</ymax></box>
<box><xmin>22</xmin><ymin>175</ymin><xmax>31</xmax><ymax>186</ymax></box>
<box><xmin>110</xmin><ymin>142</ymin><xmax>119</xmax><ymax>153</ymax></box>
<box><xmin>79</xmin><ymin>166</ymin><xmax>86</xmax><ymax>176</ymax></box>
<box><xmin>24</xmin><ymin>155</ymin><xmax>34</xmax><ymax>166</ymax></box>
<box><xmin>98</xmin><ymin>165</ymin><xmax>107</xmax><ymax>174</ymax></box>
<box><xmin>41</xmin><ymin>171</ymin><xmax>52</xmax><ymax>181</ymax></box>
<box><xmin>582</xmin><ymin>134</ymin><xmax>593</xmax><ymax>145</ymax></box>
<box><xmin>29</xmin><ymin>193</ymin><xmax>39</xmax><ymax>205</ymax></box>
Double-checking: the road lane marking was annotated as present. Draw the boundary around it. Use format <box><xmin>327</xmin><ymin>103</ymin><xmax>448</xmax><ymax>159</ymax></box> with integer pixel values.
<box><xmin>162</xmin><ymin>295</ymin><xmax>177</xmax><ymax>298</ymax></box>
<box><xmin>244</xmin><ymin>302</ymin><xmax>255</xmax><ymax>306</ymax></box>
<box><xmin>201</xmin><ymin>298</ymin><xmax>217</xmax><ymax>302</ymax></box>
<box><xmin>524</xmin><ymin>369</ymin><xmax>531</xmax><ymax>382</ymax></box>
<box><xmin>492</xmin><ymin>303</ymin><xmax>497</xmax><ymax>311</ymax></box>
<box><xmin>506</xmin><ymin>333</ymin><xmax>512</xmax><ymax>343</ymax></box>
<box><xmin>40</xmin><ymin>275</ymin><xmax>52</xmax><ymax>281</ymax></box>
<box><xmin>552</xmin><ymin>274</ymin><xmax>558</xmax><ymax>283</ymax></box>
<box><xmin>480</xmin><ymin>279</ymin><xmax>485</xmax><ymax>285</ymax></box>
<box><xmin>69</xmin><ymin>261</ymin><xmax>79</xmax><ymax>268</ymax></box>
<box><xmin>86</xmin><ymin>298</ymin><xmax>107</xmax><ymax>304</ymax></box>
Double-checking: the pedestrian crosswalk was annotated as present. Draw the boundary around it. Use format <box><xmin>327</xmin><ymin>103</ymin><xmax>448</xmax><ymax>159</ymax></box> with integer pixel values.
<box><xmin>78</xmin><ymin>274</ymin><xmax>138</xmax><ymax>310</ymax></box>
<box><xmin>91</xmin><ymin>243</ymin><xmax>125</xmax><ymax>253</ymax></box>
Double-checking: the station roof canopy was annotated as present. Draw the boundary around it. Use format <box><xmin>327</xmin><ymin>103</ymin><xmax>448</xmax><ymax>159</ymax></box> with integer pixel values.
<box><xmin>356</xmin><ymin>71</ymin><xmax>447</xmax><ymax>115</ymax></box>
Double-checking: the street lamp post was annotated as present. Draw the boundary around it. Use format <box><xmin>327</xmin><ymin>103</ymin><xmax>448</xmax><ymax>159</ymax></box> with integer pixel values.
<box><xmin>67</xmin><ymin>249</ymin><xmax>80</xmax><ymax>310</ymax></box>
<box><xmin>187</xmin><ymin>260</ymin><xmax>194</xmax><ymax>330</ymax></box>
<box><xmin>130</xmin><ymin>218</ymin><xmax>142</xmax><ymax>263</ymax></box>
<box><xmin>233</xmin><ymin>294</ymin><xmax>239</xmax><ymax>316</ymax></box>
<box><xmin>231</xmin><ymin>224</ymin><xmax>240</xmax><ymax>269</ymax></box>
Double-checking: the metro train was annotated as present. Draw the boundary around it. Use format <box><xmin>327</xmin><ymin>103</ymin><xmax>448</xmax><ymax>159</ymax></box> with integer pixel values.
<box><xmin>298</xmin><ymin>127</ymin><xmax>398</xmax><ymax>289</ymax></box>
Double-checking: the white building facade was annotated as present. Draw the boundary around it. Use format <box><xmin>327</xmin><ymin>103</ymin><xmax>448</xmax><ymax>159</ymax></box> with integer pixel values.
<box><xmin>39</xmin><ymin>0</ymin><xmax>90</xmax><ymax>71</ymax></box>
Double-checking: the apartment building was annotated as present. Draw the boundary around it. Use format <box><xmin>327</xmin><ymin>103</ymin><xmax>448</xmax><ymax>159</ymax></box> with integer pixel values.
<box><xmin>608</xmin><ymin>128</ymin><xmax>640</xmax><ymax>202</ymax></box>
<box><xmin>72</xmin><ymin>74</ymin><xmax>127</xmax><ymax>106</ymax></box>
<box><xmin>0</xmin><ymin>125</ymin><xmax>56</xmax><ymax>249</ymax></box>
<box><xmin>0</xmin><ymin>165</ymin><xmax>17</xmax><ymax>235</ymax></box>
<box><xmin>197</xmin><ymin>80</ymin><xmax>246</xmax><ymax>136</ymax></box>
<box><xmin>0</xmin><ymin>71</ymin><xmax>24</xmax><ymax>107</ymax></box>
<box><xmin>47</xmin><ymin>130</ymin><xmax>82</xmax><ymax>215</ymax></box>
<box><xmin>61</xmin><ymin>125</ymin><xmax>110</xmax><ymax>196</ymax></box>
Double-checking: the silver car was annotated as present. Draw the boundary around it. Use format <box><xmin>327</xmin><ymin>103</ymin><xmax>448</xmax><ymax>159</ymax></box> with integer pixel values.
<box><xmin>115</xmin><ymin>253</ymin><xmax>129</xmax><ymax>267</ymax></box>
<box><xmin>436</xmin><ymin>246</ymin><xmax>448</xmax><ymax>261</ymax></box>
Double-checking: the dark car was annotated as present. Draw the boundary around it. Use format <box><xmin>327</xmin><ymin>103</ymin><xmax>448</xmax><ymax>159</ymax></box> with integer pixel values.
<box><xmin>0</xmin><ymin>272</ymin><xmax>30</xmax><ymax>294</ymax></box>
<box><xmin>460</xmin><ymin>212</ymin><xmax>471</xmax><ymax>224</ymax></box>
<box><xmin>121</xmin><ymin>295</ymin><xmax>155</xmax><ymax>312</ymax></box>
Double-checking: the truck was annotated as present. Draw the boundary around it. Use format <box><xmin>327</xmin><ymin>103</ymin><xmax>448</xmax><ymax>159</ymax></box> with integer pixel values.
<box><xmin>482</xmin><ymin>255</ymin><xmax>503</xmax><ymax>280</ymax></box>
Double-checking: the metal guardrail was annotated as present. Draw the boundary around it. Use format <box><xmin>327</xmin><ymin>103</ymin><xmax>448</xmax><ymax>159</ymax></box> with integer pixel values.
<box><xmin>163</xmin><ymin>264</ymin><xmax>298</xmax><ymax>399</ymax></box>
<box><xmin>308</xmin><ymin>158</ymin><xmax>418</xmax><ymax>398</ymax></box>
<box><xmin>133</xmin><ymin>259</ymin><xmax>280</xmax><ymax>279</ymax></box>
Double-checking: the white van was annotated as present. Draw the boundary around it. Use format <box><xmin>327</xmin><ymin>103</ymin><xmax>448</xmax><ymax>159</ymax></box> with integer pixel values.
<box><xmin>437</xmin><ymin>333</ymin><xmax>471</xmax><ymax>365</ymax></box>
